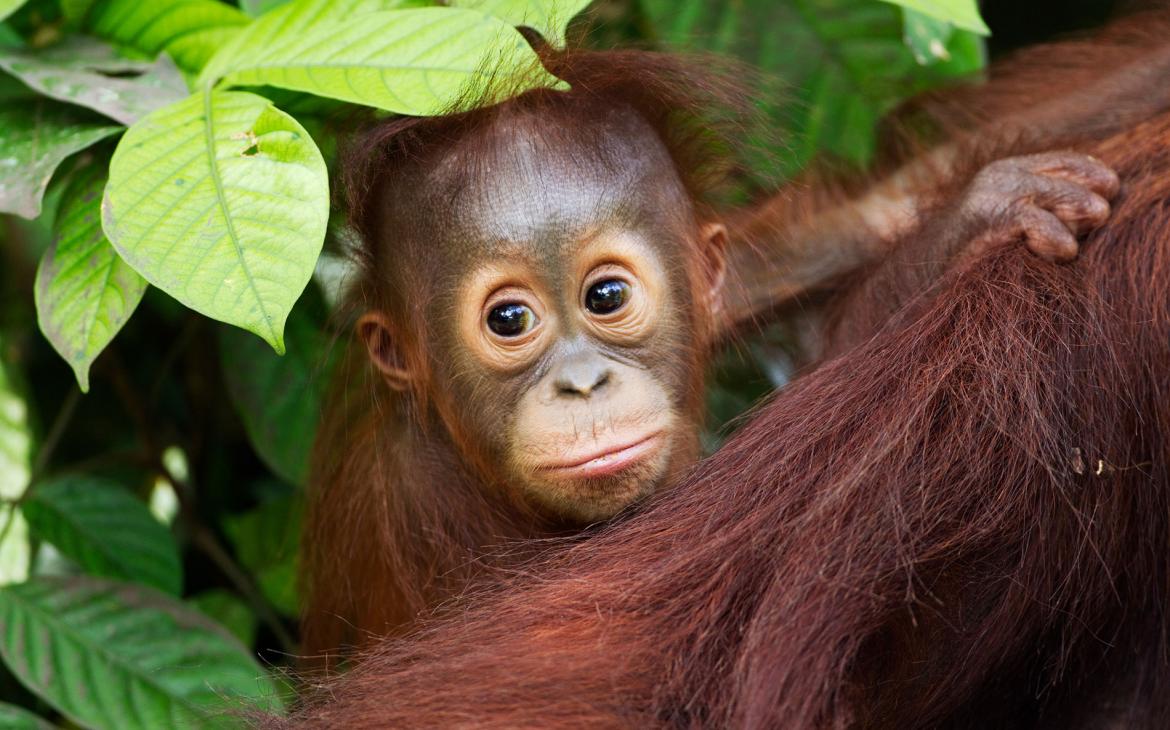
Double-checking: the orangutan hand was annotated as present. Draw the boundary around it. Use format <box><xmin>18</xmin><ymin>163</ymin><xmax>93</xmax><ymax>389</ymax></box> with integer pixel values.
<box><xmin>953</xmin><ymin>150</ymin><xmax>1121</xmax><ymax>263</ymax></box>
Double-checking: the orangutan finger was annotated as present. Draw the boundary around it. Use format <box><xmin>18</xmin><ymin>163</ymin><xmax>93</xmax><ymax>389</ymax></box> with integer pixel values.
<box><xmin>1020</xmin><ymin>175</ymin><xmax>1112</xmax><ymax>234</ymax></box>
<box><xmin>1016</xmin><ymin>151</ymin><xmax>1121</xmax><ymax>200</ymax></box>
<box><xmin>1016</xmin><ymin>206</ymin><xmax>1080</xmax><ymax>262</ymax></box>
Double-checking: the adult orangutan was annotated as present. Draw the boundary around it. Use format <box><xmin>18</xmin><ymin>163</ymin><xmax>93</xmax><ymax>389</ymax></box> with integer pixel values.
<box><xmin>276</xmin><ymin>10</ymin><xmax>1170</xmax><ymax>729</ymax></box>
<box><xmin>301</xmin><ymin>47</ymin><xmax>1127</xmax><ymax>659</ymax></box>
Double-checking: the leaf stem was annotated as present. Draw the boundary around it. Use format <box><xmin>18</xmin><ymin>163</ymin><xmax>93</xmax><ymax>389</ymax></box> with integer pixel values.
<box><xmin>30</xmin><ymin>387</ymin><xmax>82</xmax><ymax>483</ymax></box>
<box><xmin>188</xmin><ymin>520</ymin><xmax>299</xmax><ymax>654</ymax></box>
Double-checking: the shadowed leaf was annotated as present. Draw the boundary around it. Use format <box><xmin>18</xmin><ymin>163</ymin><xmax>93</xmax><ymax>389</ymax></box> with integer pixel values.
<box><xmin>224</xmin><ymin>494</ymin><xmax>301</xmax><ymax>616</ymax></box>
<box><xmin>641</xmin><ymin>0</ymin><xmax>984</xmax><ymax>178</ymax></box>
<box><xmin>220</xmin><ymin>302</ymin><xmax>333</xmax><ymax>485</ymax></box>
<box><xmin>22</xmin><ymin>476</ymin><xmax>182</xmax><ymax>595</ymax></box>
<box><xmin>190</xmin><ymin>590</ymin><xmax>256</xmax><ymax>647</ymax></box>
<box><xmin>0</xmin><ymin>37</ymin><xmax>187</xmax><ymax>125</ymax></box>
<box><xmin>0</xmin><ymin>100</ymin><xmax>120</xmax><ymax>219</ymax></box>
<box><xmin>35</xmin><ymin>163</ymin><xmax>147</xmax><ymax>391</ymax></box>
<box><xmin>0</xmin><ymin>576</ymin><xmax>285</xmax><ymax>729</ymax></box>
<box><xmin>0</xmin><ymin>701</ymin><xmax>53</xmax><ymax>730</ymax></box>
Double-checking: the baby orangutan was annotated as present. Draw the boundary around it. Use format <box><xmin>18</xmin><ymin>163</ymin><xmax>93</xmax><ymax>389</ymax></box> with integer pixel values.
<box><xmin>302</xmin><ymin>50</ymin><xmax>1118</xmax><ymax>660</ymax></box>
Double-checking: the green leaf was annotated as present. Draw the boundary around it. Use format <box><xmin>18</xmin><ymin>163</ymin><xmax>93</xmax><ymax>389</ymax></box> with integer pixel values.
<box><xmin>240</xmin><ymin>0</ymin><xmax>292</xmax><ymax>16</ymax></box>
<box><xmin>0</xmin><ymin>37</ymin><xmax>188</xmax><ymax>126</ymax></box>
<box><xmin>190</xmin><ymin>589</ymin><xmax>256</xmax><ymax>647</ymax></box>
<box><xmin>0</xmin><ymin>100</ymin><xmax>121</xmax><ymax>219</ymax></box>
<box><xmin>640</xmin><ymin>0</ymin><xmax>984</xmax><ymax>178</ymax></box>
<box><xmin>0</xmin><ymin>576</ymin><xmax>284</xmax><ymax>729</ymax></box>
<box><xmin>36</xmin><ymin>163</ymin><xmax>147</xmax><ymax>392</ymax></box>
<box><xmin>0</xmin><ymin>0</ymin><xmax>26</xmax><ymax>24</ymax></box>
<box><xmin>901</xmin><ymin>8</ymin><xmax>954</xmax><ymax>65</ymax></box>
<box><xmin>451</xmin><ymin>0</ymin><xmax>593</xmax><ymax>47</ymax></box>
<box><xmin>224</xmin><ymin>494</ymin><xmax>301</xmax><ymax>616</ymax></box>
<box><xmin>220</xmin><ymin>303</ymin><xmax>333</xmax><ymax>485</ymax></box>
<box><xmin>21</xmin><ymin>475</ymin><xmax>182</xmax><ymax>595</ymax></box>
<box><xmin>0</xmin><ymin>344</ymin><xmax>31</xmax><ymax>587</ymax></box>
<box><xmin>102</xmin><ymin>90</ymin><xmax>328</xmax><ymax>353</ymax></box>
<box><xmin>83</xmin><ymin>0</ymin><xmax>250</xmax><ymax>74</ymax></box>
<box><xmin>201</xmin><ymin>5</ymin><xmax>565</xmax><ymax>116</ymax></box>
<box><xmin>877</xmin><ymin>0</ymin><xmax>988</xmax><ymax>35</ymax></box>
<box><xmin>0</xmin><ymin>701</ymin><xmax>54</xmax><ymax>730</ymax></box>
<box><xmin>61</xmin><ymin>0</ymin><xmax>97</xmax><ymax>23</ymax></box>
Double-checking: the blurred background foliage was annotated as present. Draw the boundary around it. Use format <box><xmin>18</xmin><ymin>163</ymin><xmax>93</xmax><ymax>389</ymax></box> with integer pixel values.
<box><xmin>0</xmin><ymin>0</ymin><xmax>1128</xmax><ymax>726</ymax></box>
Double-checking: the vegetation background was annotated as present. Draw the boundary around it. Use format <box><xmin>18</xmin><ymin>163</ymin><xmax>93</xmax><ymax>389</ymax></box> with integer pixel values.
<box><xmin>0</xmin><ymin>0</ymin><xmax>1126</xmax><ymax>726</ymax></box>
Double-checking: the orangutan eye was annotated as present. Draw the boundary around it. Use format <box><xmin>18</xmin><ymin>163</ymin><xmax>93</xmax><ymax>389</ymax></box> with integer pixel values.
<box><xmin>585</xmin><ymin>279</ymin><xmax>630</xmax><ymax>315</ymax></box>
<box><xmin>486</xmin><ymin>302</ymin><xmax>536</xmax><ymax>337</ymax></box>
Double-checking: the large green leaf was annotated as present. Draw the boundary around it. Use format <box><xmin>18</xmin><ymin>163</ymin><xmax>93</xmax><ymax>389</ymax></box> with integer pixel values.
<box><xmin>21</xmin><ymin>476</ymin><xmax>182</xmax><ymax>595</ymax></box>
<box><xmin>877</xmin><ymin>0</ymin><xmax>988</xmax><ymax>35</ymax></box>
<box><xmin>83</xmin><ymin>0</ymin><xmax>250</xmax><ymax>74</ymax></box>
<box><xmin>219</xmin><ymin>303</ymin><xmax>333</xmax><ymax>485</ymax></box>
<box><xmin>35</xmin><ymin>164</ymin><xmax>147</xmax><ymax>392</ymax></box>
<box><xmin>0</xmin><ymin>576</ymin><xmax>284</xmax><ymax>729</ymax></box>
<box><xmin>0</xmin><ymin>701</ymin><xmax>53</xmax><ymax>730</ymax></box>
<box><xmin>200</xmin><ymin>4</ymin><xmax>565</xmax><ymax>116</ymax></box>
<box><xmin>640</xmin><ymin>0</ymin><xmax>983</xmax><ymax>178</ymax></box>
<box><xmin>0</xmin><ymin>100</ymin><xmax>121</xmax><ymax>219</ymax></box>
<box><xmin>0</xmin><ymin>37</ymin><xmax>187</xmax><ymax>126</ymax></box>
<box><xmin>0</xmin><ymin>0</ymin><xmax>26</xmax><ymax>23</ymax></box>
<box><xmin>452</xmin><ymin>0</ymin><xmax>593</xmax><ymax>47</ymax></box>
<box><xmin>199</xmin><ymin>0</ymin><xmax>431</xmax><ymax>86</ymax></box>
<box><xmin>103</xmin><ymin>90</ymin><xmax>328</xmax><ymax>353</ymax></box>
<box><xmin>240</xmin><ymin>0</ymin><xmax>293</xmax><ymax>17</ymax></box>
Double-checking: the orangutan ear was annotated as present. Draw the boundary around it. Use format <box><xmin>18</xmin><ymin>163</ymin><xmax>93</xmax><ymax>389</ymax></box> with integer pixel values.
<box><xmin>698</xmin><ymin>221</ymin><xmax>728</xmax><ymax>318</ymax></box>
<box><xmin>357</xmin><ymin>312</ymin><xmax>413</xmax><ymax>391</ymax></box>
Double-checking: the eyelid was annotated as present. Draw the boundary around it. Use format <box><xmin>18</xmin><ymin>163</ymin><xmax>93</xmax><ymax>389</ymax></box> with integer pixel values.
<box><xmin>483</xmin><ymin>286</ymin><xmax>540</xmax><ymax>318</ymax></box>
<box><xmin>581</xmin><ymin>263</ymin><xmax>634</xmax><ymax>304</ymax></box>
<box><xmin>582</xmin><ymin>262</ymin><xmax>631</xmax><ymax>288</ymax></box>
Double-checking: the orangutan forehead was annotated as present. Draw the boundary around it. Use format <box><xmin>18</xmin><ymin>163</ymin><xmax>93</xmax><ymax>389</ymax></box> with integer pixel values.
<box><xmin>392</xmin><ymin>105</ymin><xmax>694</xmax><ymax>254</ymax></box>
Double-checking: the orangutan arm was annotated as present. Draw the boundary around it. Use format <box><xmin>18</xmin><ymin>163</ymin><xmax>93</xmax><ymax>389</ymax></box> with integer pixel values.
<box><xmin>720</xmin><ymin>169</ymin><xmax>923</xmax><ymax>330</ymax></box>
<box><xmin>721</xmin><ymin>148</ymin><xmax>1118</xmax><ymax>336</ymax></box>
<box><xmin>722</xmin><ymin>32</ymin><xmax>1170</xmax><ymax>334</ymax></box>
<box><xmin>824</xmin><ymin>150</ymin><xmax>1120</xmax><ymax>355</ymax></box>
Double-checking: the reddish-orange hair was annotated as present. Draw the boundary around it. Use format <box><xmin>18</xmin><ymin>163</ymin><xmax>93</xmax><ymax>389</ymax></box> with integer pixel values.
<box><xmin>302</xmin><ymin>49</ymin><xmax>754</xmax><ymax>661</ymax></box>
<box><xmin>281</xmin><ymin>11</ymin><xmax>1170</xmax><ymax>727</ymax></box>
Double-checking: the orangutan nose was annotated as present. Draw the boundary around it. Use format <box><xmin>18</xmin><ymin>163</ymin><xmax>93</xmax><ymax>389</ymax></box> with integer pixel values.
<box><xmin>554</xmin><ymin>354</ymin><xmax>612</xmax><ymax>398</ymax></box>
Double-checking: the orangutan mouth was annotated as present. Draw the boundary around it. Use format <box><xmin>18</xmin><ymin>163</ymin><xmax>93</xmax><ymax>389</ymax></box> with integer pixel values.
<box><xmin>539</xmin><ymin>432</ymin><xmax>664</xmax><ymax>480</ymax></box>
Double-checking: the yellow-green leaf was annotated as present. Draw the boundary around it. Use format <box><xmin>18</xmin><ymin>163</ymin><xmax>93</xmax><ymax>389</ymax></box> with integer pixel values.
<box><xmin>102</xmin><ymin>90</ymin><xmax>328</xmax><ymax>352</ymax></box>
<box><xmin>452</xmin><ymin>0</ymin><xmax>593</xmax><ymax>47</ymax></box>
<box><xmin>877</xmin><ymin>0</ymin><xmax>989</xmax><ymax>35</ymax></box>
<box><xmin>202</xmin><ymin>4</ymin><xmax>565</xmax><ymax>116</ymax></box>
<box><xmin>36</xmin><ymin>164</ymin><xmax>147</xmax><ymax>391</ymax></box>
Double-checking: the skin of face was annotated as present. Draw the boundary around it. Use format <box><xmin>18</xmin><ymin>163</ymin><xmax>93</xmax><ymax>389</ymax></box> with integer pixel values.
<box><xmin>363</xmin><ymin>105</ymin><xmax>724</xmax><ymax>523</ymax></box>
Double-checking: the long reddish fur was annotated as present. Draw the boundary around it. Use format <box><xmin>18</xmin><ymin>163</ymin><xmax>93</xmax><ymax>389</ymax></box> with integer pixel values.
<box><xmin>300</xmin><ymin>50</ymin><xmax>750</xmax><ymax>660</ymax></box>
<box><xmin>280</xmin><ymin>12</ymin><xmax>1170</xmax><ymax>727</ymax></box>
